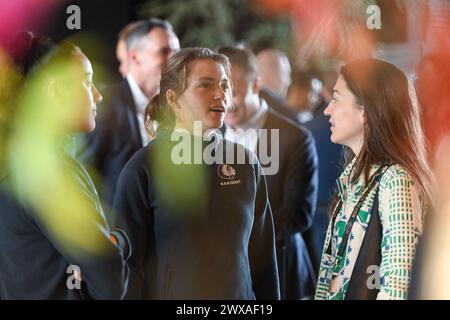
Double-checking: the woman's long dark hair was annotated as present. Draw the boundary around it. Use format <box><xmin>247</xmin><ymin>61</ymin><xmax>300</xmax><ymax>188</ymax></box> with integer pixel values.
<box><xmin>329</xmin><ymin>58</ymin><xmax>432</xmax><ymax>215</ymax></box>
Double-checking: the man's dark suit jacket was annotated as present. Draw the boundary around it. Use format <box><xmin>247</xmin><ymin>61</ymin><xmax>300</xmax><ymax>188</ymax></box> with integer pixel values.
<box><xmin>303</xmin><ymin>102</ymin><xmax>343</xmax><ymax>275</ymax></box>
<box><xmin>259</xmin><ymin>88</ymin><xmax>300</xmax><ymax>123</ymax></box>
<box><xmin>77</xmin><ymin>79</ymin><xmax>143</xmax><ymax>216</ymax></box>
<box><xmin>256</xmin><ymin>108</ymin><xmax>319</xmax><ymax>299</ymax></box>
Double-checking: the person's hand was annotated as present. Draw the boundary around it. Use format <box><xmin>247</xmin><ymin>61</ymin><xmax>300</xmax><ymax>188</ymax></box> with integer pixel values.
<box><xmin>73</xmin><ymin>269</ymin><xmax>82</xmax><ymax>282</ymax></box>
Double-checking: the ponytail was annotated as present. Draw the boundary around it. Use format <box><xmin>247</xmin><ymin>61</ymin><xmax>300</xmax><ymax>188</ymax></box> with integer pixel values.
<box><xmin>144</xmin><ymin>92</ymin><xmax>176</xmax><ymax>139</ymax></box>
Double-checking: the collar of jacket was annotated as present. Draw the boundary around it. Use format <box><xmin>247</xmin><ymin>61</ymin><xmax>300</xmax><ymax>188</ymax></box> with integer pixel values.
<box><xmin>336</xmin><ymin>157</ymin><xmax>384</xmax><ymax>203</ymax></box>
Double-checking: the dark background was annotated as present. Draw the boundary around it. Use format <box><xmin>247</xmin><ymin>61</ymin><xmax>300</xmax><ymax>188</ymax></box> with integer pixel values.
<box><xmin>44</xmin><ymin>0</ymin><xmax>146</xmax><ymax>81</ymax></box>
<box><xmin>36</xmin><ymin>0</ymin><xmax>409</xmax><ymax>82</ymax></box>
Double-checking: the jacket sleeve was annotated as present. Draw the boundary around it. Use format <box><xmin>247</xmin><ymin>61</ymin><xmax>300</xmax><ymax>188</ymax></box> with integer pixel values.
<box><xmin>111</xmin><ymin>156</ymin><xmax>152</xmax><ymax>299</ymax></box>
<box><xmin>276</xmin><ymin>129</ymin><xmax>318</xmax><ymax>239</ymax></box>
<box><xmin>248</xmin><ymin>159</ymin><xmax>281</xmax><ymax>300</ymax></box>
<box><xmin>31</xmin><ymin>173</ymin><xmax>128</xmax><ymax>300</ymax></box>
<box><xmin>377</xmin><ymin>169</ymin><xmax>424</xmax><ymax>300</ymax></box>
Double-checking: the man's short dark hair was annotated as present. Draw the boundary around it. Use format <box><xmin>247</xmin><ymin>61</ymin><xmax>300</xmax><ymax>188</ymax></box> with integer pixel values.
<box><xmin>217</xmin><ymin>46</ymin><xmax>258</xmax><ymax>78</ymax></box>
<box><xmin>126</xmin><ymin>18</ymin><xmax>174</xmax><ymax>50</ymax></box>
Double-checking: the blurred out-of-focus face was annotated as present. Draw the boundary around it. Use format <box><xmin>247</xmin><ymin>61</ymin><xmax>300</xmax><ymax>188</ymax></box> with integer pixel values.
<box><xmin>257</xmin><ymin>50</ymin><xmax>291</xmax><ymax>98</ymax></box>
<box><xmin>276</xmin><ymin>55</ymin><xmax>292</xmax><ymax>97</ymax></box>
<box><xmin>62</xmin><ymin>50</ymin><xmax>102</xmax><ymax>133</ymax></box>
<box><xmin>225</xmin><ymin>64</ymin><xmax>258</xmax><ymax>128</ymax></box>
<box><xmin>116</xmin><ymin>39</ymin><xmax>128</xmax><ymax>78</ymax></box>
<box><xmin>130</xmin><ymin>28</ymin><xmax>180</xmax><ymax>98</ymax></box>
<box><xmin>324</xmin><ymin>75</ymin><xmax>364</xmax><ymax>153</ymax></box>
<box><xmin>287</xmin><ymin>85</ymin><xmax>311</xmax><ymax>112</ymax></box>
<box><xmin>174</xmin><ymin>58</ymin><xmax>231</xmax><ymax>133</ymax></box>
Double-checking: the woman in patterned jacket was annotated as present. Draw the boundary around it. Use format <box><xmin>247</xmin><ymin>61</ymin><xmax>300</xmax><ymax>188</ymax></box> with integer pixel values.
<box><xmin>315</xmin><ymin>58</ymin><xmax>432</xmax><ymax>300</ymax></box>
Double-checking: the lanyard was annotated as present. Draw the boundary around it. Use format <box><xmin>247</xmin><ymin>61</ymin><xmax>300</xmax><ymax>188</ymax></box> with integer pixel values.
<box><xmin>326</xmin><ymin>165</ymin><xmax>390</xmax><ymax>259</ymax></box>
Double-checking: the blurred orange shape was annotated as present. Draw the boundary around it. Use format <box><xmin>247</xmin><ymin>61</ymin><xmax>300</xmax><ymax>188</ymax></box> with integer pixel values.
<box><xmin>250</xmin><ymin>0</ymin><xmax>296</xmax><ymax>17</ymax></box>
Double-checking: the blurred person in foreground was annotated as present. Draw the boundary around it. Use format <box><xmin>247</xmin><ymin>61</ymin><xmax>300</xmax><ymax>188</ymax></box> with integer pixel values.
<box><xmin>408</xmin><ymin>52</ymin><xmax>450</xmax><ymax>300</ymax></box>
<box><xmin>0</xmin><ymin>32</ymin><xmax>129</xmax><ymax>299</ymax></box>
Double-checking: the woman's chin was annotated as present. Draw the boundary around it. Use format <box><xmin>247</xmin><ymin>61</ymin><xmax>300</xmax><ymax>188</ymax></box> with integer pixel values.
<box><xmin>330</xmin><ymin>134</ymin><xmax>339</xmax><ymax>144</ymax></box>
<box><xmin>79</xmin><ymin>119</ymin><xmax>96</xmax><ymax>133</ymax></box>
<box><xmin>205</xmin><ymin>119</ymin><xmax>224</xmax><ymax>130</ymax></box>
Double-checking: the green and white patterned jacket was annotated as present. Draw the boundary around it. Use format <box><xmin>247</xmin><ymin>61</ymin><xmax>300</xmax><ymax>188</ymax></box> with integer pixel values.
<box><xmin>315</xmin><ymin>158</ymin><xmax>425</xmax><ymax>300</ymax></box>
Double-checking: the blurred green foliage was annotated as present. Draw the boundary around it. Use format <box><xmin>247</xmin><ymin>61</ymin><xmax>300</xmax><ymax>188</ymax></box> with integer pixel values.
<box><xmin>138</xmin><ymin>0</ymin><xmax>293</xmax><ymax>54</ymax></box>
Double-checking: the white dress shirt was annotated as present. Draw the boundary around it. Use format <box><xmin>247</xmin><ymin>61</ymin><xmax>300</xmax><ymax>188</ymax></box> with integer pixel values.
<box><xmin>126</xmin><ymin>74</ymin><xmax>150</xmax><ymax>146</ymax></box>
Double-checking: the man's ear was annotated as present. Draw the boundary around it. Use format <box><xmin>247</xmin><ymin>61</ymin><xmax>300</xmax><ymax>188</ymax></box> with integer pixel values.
<box><xmin>252</xmin><ymin>76</ymin><xmax>262</xmax><ymax>94</ymax></box>
<box><xmin>128</xmin><ymin>49</ymin><xmax>139</xmax><ymax>65</ymax></box>
<box><xmin>166</xmin><ymin>89</ymin><xmax>179</xmax><ymax>109</ymax></box>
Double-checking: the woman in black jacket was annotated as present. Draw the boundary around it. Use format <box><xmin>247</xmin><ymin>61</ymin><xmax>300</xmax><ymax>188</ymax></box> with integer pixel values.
<box><xmin>111</xmin><ymin>47</ymin><xmax>280</xmax><ymax>299</ymax></box>
<box><xmin>0</xmin><ymin>33</ymin><xmax>128</xmax><ymax>299</ymax></box>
